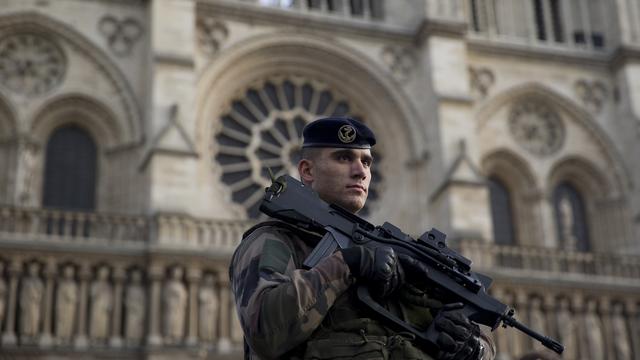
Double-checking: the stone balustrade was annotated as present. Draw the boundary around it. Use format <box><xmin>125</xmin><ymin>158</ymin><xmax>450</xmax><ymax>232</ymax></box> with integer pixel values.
<box><xmin>0</xmin><ymin>206</ymin><xmax>148</xmax><ymax>245</ymax></box>
<box><xmin>0</xmin><ymin>206</ymin><xmax>254</xmax><ymax>252</ymax></box>
<box><xmin>459</xmin><ymin>239</ymin><xmax>640</xmax><ymax>279</ymax></box>
<box><xmin>153</xmin><ymin>214</ymin><xmax>253</xmax><ymax>252</ymax></box>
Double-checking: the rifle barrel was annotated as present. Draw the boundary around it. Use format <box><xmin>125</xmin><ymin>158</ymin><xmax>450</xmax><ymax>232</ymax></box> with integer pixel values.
<box><xmin>502</xmin><ymin>316</ymin><xmax>564</xmax><ymax>354</ymax></box>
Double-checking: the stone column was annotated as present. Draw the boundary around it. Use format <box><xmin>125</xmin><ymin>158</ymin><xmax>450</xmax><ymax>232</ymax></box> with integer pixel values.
<box><xmin>74</xmin><ymin>264</ymin><xmax>90</xmax><ymax>349</ymax></box>
<box><xmin>146</xmin><ymin>265</ymin><xmax>163</xmax><ymax>346</ymax></box>
<box><xmin>624</xmin><ymin>299</ymin><xmax>639</xmax><ymax>360</ymax></box>
<box><xmin>599</xmin><ymin>297</ymin><xmax>614</xmax><ymax>360</ymax></box>
<box><xmin>571</xmin><ymin>293</ymin><xmax>585</xmax><ymax>359</ymax></box>
<box><xmin>542</xmin><ymin>293</ymin><xmax>557</xmax><ymax>340</ymax></box>
<box><xmin>1</xmin><ymin>259</ymin><xmax>21</xmax><ymax>345</ymax></box>
<box><xmin>109</xmin><ymin>266</ymin><xmax>126</xmax><ymax>348</ymax></box>
<box><xmin>491</xmin><ymin>287</ymin><xmax>510</xmax><ymax>359</ymax></box>
<box><xmin>512</xmin><ymin>289</ymin><xmax>529</xmax><ymax>357</ymax></box>
<box><xmin>186</xmin><ymin>267</ymin><xmax>202</xmax><ymax>346</ymax></box>
<box><xmin>217</xmin><ymin>272</ymin><xmax>231</xmax><ymax>353</ymax></box>
<box><xmin>39</xmin><ymin>259</ymin><xmax>56</xmax><ymax>347</ymax></box>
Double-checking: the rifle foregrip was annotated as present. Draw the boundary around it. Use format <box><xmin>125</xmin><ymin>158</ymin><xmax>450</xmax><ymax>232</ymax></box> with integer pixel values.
<box><xmin>303</xmin><ymin>232</ymin><xmax>338</xmax><ymax>269</ymax></box>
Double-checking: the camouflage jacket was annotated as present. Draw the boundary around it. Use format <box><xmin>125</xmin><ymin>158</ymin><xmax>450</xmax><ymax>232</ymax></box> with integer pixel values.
<box><xmin>229</xmin><ymin>221</ymin><xmax>496</xmax><ymax>360</ymax></box>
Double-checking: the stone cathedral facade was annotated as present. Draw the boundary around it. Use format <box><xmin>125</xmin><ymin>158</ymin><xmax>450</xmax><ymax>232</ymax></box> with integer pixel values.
<box><xmin>0</xmin><ymin>0</ymin><xmax>639</xmax><ymax>359</ymax></box>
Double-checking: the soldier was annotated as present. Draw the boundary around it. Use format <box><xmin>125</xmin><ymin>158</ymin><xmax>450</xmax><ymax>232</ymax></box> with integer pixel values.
<box><xmin>230</xmin><ymin>117</ymin><xmax>494</xmax><ymax>360</ymax></box>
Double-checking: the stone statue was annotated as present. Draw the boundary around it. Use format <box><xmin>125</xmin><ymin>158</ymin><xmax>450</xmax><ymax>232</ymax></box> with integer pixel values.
<box><xmin>124</xmin><ymin>269</ymin><xmax>146</xmax><ymax>345</ymax></box>
<box><xmin>17</xmin><ymin>143</ymin><xmax>37</xmax><ymax>205</ymax></box>
<box><xmin>556</xmin><ymin>298</ymin><xmax>577</xmax><ymax>360</ymax></box>
<box><xmin>559</xmin><ymin>196</ymin><xmax>577</xmax><ymax>250</ymax></box>
<box><xmin>0</xmin><ymin>262</ymin><xmax>6</xmax><ymax>332</ymax></box>
<box><xmin>19</xmin><ymin>262</ymin><xmax>44</xmax><ymax>341</ymax></box>
<box><xmin>163</xmin><ymin>267</ymin><xmax>187</xmax><ymax>344</ymax></box>
<box><xmin>89</xmin><ymin>266</ymin><xmax>112</xmax><ymax>341</ymax></box>
<box><xmin>582</xmin><ymin>299</ymin><xmax>605</xmax><ymax>360</ymax></box>
<box><xmin>611</xmin><ymin>303</ymin><xmax>631</xmax><ymax>360</ymax></box>
<box><xmin>55</xmin><ymin>265</ymin><xmax>78</xmax><ymax>342</ymax></box>
<box><xmin>198</xmin><ymin>273</ymin><xmax>218</xmax><ymax>342</ymax></box>
<box><xmin>528</xmin><ymin>297</ymin><xmax>546</xmax><ymax>350</ymax></box>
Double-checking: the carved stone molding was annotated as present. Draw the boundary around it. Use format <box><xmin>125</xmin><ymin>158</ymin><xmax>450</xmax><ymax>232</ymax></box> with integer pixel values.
<box><xmin>0</xmin><ymin>33</ymin><xmax>66</xmax><ymax>96</ymax></box>
<box><xmin>469</xmin><ymin>66</ymin><xmax>494</xmax><ymax>99</ymax></box>
<box><xmin>574</xmin><ymin>79</ymin><xmax>607</xmax><ymax>113</ymax></box>
<box><xmin>380</xmin><ymin>45</ymin><xmax>416</xmax><ymax>82</ymax></box>
<box><xmin>508</xmin><ymin>100</ymin><xmax>565</xmax><ymax>157</ymax></box>
<box><xmin>197</xmin><ymin>17</ymin><xmax>228</xmax><ymax>56</ymax></box>
<box><xmin>98</xmin><ymin>15</ymin><xmax>143</xmax><ymax>57</ymax></box>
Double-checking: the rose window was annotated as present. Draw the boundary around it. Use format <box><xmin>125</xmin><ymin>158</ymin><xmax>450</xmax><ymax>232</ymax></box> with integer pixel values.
<box><xmin>214</xmin><ymin>78</ymin><xmax>381</xmax><ymax>218</ymax></box>
<box><xmin>0</xmin><ymin>33</ymin><xmax>66</xmax><ymax>96</ymax></box>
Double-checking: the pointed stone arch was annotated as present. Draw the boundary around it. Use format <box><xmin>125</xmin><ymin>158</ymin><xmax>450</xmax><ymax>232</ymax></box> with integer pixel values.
<box><xmin>0</xmin><ymin>11</ymin><xmax>143</xmax><ymax>145</ymax></box>
<box><xmin>547</xmin><ymin>156</ymin><xmax>632</xmax><ymax>252</ymax></box>
<box><xmin>477</xmin><ymin>82</ymin><xmax>631</xmax><ymax>197</ymax></box>
<box><xmin>30</xmin><ymin>94</ymin><xmax>120</xmax><ymax>148</ymax></box>
<box><xmin>482</xmin><ymin>149</ymin><xmax>542</xmax><ymax>246</ymax></box>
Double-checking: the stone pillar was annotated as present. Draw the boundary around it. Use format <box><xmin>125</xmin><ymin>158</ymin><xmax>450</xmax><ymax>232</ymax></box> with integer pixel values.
<box><xmin>145</xmin><ymin>0</ymin><xmax>200</xmax><ymax>215</ymax></box>
<box><xmin>109</xmin><ymin>266</ymin><xmax>126</xmax><ymax>348</ymax></box>
<box><xmin>492</xmin><ymin>287</ymin><xmax>511</xmax><ymax>360</ymax></box>
<box><xmin>542</xmin><ymin>293</ymin><xmax>557</xmax><ymax>341</ymax></box>
<box><xmin>146</xmin><ymin>265</ymin><xmax>163</xmax><ymax>346</ymax></box>
<box><xmin>186</xmin><ymin>267</ymin><xmax>201</xmax><ymax>346</ymax></box>
<box><xmin>39</xmin><ymin>259</ymin><xmax>56</xmax><ymax>347</ymax></box>
<box><xmin>571</xmin><ymin>293</ymin><xmax>585</xmax><ymax>359</ymax></box>
<box><xmin>74</xmin><ymin>264</ymin><xmax>90</xmax><ymax>349</ymax></box>
<box><xmin>420</xmin><ymin>21</ymin><xmax>493</xmax><ymax>244</ymax></box>
<box><xmin>1</xmin><ymin>259</ymin><xmax>21</xmax><ymax>345</ymax></box>
<box><xmin>599</xmin><ymin>297</ymin><xmax>615</xmax><ymax>360</ymax></box>
<box><xmin>217</xmin><ymin>273</ymin><xmax>231</xmax><ymax>353</ymax></box>
<box><xmin>513</xmin><ymin>289</ymin><xmax>529</xmax><ymax>357</ymax></box>
<box><xmin>624</xmin><ymin>299</ymin><xmax>639</xmax><ymax>360</ymax></box>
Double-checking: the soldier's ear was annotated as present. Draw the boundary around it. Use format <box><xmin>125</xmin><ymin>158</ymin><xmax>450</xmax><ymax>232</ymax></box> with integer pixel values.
<box><xmin>298</xmin><ymin>159</ymin><xmax>314</xmax><ymax>185</ymax></box>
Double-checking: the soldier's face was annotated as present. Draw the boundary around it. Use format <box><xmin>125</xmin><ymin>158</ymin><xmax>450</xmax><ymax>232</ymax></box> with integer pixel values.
<box><xmin>299</xmin><ymin>148</ymin><xmax>372</xmax><ymax>213</ymax></box>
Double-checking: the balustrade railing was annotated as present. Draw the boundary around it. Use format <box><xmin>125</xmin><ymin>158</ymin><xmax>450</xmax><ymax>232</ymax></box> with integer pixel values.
<box><xmin>460</xmin><ymin>239</ymin><xmax>640</xmax><ymax>279</ymax></box>
<box><xmin>0</xmin><ymin>206</ymin><xmax>253</xmax><ymax>251</ymax></box>
<box><xmin>0</xmin><ymin>207</ymin><xmax>148</xmax><ymax>244</ymax></box>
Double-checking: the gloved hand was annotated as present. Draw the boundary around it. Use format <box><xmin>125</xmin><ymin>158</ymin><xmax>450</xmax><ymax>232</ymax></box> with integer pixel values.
<box><xmin>340</xmin><ymin>246</ymin><xmax>404</xmax><ymax>298</ymax></box>
<box><xmin>435</xmin><ymin>304</ymin><xmax>484</xmax><ymax>360</ymax></box>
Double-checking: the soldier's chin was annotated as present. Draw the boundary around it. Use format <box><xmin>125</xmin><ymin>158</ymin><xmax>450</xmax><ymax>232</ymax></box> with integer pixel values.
<box><xmin>340</xmin><ymin>197</ymin><xmax>366</xmax><ymax>214</ymax></box>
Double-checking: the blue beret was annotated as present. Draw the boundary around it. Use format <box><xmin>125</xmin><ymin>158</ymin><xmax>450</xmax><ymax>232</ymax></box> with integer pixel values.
<box><xmin>302</xmin><ymin>117</ymin><xmax>376</xmax><ymax>149</ymax></box>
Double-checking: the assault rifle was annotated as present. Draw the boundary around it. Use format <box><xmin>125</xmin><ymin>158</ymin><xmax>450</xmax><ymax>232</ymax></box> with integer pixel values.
<box><xmin>259</xmin><ymin>174</ymin><xmax>564</xmax><ymax>356</ymax></box>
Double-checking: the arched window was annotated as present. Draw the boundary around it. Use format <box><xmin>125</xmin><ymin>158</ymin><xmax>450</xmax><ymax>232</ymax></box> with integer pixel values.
<box><xmin>42</xmin><ymin>126</ymin><xmax>97</xmax><ymax>211</ymax></box>
<box><xmin>553</xmin><ymin>182</ymin><xmax>590</xmax><ymax>251</ymax></box>
<box><xmin>488</xmin><ymin>176</ymin><xmax>516</xmax><ymax>245</ymax></box>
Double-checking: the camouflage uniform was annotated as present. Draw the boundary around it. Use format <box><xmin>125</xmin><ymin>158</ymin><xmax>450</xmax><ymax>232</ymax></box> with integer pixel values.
<box><xmin>230</xmin><ymin>221</ymin><xmax>496</xmax><ymax>360</ymax></box>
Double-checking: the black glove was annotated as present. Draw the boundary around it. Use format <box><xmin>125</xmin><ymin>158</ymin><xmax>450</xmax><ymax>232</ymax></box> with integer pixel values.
<box><xmin>435</xmin><ymin>304</ymin><xmax>484</xmax><ymax>360</ymax></box>
<box><xmin>340</xmin><ymin>246</ymin><xmax>404</xmax><ymax>298</ymax></box>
